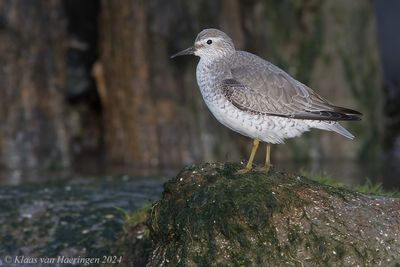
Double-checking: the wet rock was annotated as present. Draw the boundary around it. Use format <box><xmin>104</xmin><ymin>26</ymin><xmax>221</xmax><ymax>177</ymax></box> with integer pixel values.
<box><xmin>0</xmin><ymin>176</ymin><xmax>165</xmax><ymax>264</ymax></box>
<box><xmin>144</xmin><ymin>163</ymin><xmax>400</xmax><ymax>266</ymax></box>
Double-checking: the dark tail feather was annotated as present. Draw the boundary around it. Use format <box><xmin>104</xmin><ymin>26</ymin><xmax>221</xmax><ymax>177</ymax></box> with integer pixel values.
<box><xmin>293</xmin><ymin>108</ymin><xmax>362</xmax><ymax>121</ymax></box>
<box><xmin>331</xmin><ymin>106</ymin><xmax>362</xmax><ymax>121</ymax></box>
<box><xmin>333</xmin><ymin>106</ymin><xmax>363</xmax><ymax>116</ymax></box>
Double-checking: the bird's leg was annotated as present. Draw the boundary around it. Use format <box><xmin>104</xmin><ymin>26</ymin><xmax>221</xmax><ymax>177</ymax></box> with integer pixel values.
<box><xmin>237</xmin><ymin>139</ymin><xmax>260</xmax><ymax>174</ymax></box>
<box><xmin>264</xmin><ymin>143</ymin><xmax>273</xmax><ymax>173</ymax></box>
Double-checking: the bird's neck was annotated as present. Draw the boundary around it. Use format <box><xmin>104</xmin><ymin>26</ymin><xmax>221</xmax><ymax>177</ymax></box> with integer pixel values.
<box><xmin>198</xmin><ymin>57</ymin><xmax>217</xmax><ymax>68</ymax></box>
<box><xmin>197</xmin><ymin>57</ymin><xmax>225</xmax><ymax>78</ymax></box>
<box><xmin>196</xmin><ymin>55</ymin><xmax>231</xmax><ymax>98</ymax></box>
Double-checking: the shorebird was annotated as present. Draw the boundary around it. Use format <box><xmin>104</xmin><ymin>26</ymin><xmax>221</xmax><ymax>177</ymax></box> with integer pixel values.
<box><xmin>171</xmin><ymin>29</ymin><xmax>362</xmax><ymax>174</ymax></box>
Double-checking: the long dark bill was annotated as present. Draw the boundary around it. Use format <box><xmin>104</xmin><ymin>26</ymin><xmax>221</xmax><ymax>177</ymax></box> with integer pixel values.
<box><xmin>170</xmin><ymin>46</ymin><xmax>194</xmax><ymax>59</ymax></box>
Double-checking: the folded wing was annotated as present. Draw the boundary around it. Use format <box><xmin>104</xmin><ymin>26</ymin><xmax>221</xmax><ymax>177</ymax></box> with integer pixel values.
<box><xmin>221</xmin><ymin>61</ymin><xmax>362</xmax><ymax>121</ymax></box>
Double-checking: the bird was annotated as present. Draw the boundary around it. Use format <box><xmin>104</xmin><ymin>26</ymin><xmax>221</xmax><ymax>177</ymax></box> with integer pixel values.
<box><xmin>171</xmin><ymin>28</ymin><xmax>362</xmax><ymax>174</ymax></box>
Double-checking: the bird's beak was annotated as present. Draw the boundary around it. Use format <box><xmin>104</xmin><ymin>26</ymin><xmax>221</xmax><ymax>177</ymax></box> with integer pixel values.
<box><xmin>170</xmin><ymin>46</ymin><xmax>195</xmax><ymax>59</ymax></box>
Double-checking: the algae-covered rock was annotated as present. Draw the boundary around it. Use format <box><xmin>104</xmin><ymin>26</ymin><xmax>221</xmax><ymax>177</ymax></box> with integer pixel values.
<box><xmin>146</xmin><ymin>163</ymin><xmax>400</xmax><ymax>266</ymax></box>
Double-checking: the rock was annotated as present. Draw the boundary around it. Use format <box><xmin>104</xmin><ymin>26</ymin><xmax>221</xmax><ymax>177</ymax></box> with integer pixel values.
<box><xmin>0</xmin><ymin>176</ymin><xmax>165</xmax><ymax>263</ymax></box>
<box><xmin>145</xmin><ymin>163</ymin><xmax>400</xmax><ymax>266</ymax></box>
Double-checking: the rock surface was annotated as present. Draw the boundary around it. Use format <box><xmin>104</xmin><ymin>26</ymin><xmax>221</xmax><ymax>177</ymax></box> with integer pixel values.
<box><xmin>144</xmin><ymin>163</ymin><xmax>400</xmax><ymax>266</ymax></box>
<box><xmin>0</xmin><ymin>175</ymin><xmax>165</xmax><ymax>265</ymax></box>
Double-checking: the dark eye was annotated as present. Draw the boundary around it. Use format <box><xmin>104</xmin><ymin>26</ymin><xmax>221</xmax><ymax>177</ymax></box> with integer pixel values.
<box><xmin>206</xmin><ymin>39</ymin><xmax>212</xmax><ymax>45</ymax></box>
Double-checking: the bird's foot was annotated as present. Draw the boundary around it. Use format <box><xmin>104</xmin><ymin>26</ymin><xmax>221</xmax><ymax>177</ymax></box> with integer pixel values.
<box><xmin>236</xmin><ymin>166</ymin><xmax>252</xmax><ymax>175</ymax></box>
<box><xmin>256</xmin><ymin>164</ymin><xmax>273</xmax><ymax>174</ymax></box>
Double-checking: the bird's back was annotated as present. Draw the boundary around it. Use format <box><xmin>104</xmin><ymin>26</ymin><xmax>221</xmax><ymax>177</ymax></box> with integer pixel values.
<box><xmin>220</xmin><ymin>51</ymin><xmax>361</xmax><ymax>121</ymax></box>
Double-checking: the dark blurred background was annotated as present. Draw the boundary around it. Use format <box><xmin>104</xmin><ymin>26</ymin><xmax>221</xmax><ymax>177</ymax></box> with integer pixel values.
<box><xmin>0</xmin><ymin>0</ymin><xmax>398</xmax><ymax>187</ymax></box>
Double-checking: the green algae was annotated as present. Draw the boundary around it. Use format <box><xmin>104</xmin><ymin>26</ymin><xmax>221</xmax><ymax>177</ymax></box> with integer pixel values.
<box><xmin>141</xmin><ymin>163</ymin><xmax>400</xmax><ymax>266</ymax></box>
<box><xmin>113</xmin><ymin>205</ymin><xmax>153</xmax><ymax>267</ymax></box>
<box><xmin>150</xmin><ymin>164</ymin><xmax>300</xmax><ymax>265</ymax></box>
<box><xmin>302</xmin><ymin>169</ymin><xmax>400</xmax><ymax>197</ymax></box>
<box><xmin>148</xmin><ymin>163</ymin><xmax>295</xmax><ymax>265</ymax></box>
<box><xmin>120</xmin><ymin>204</ymin><xmax>152</xmax><ymax>230</ymax></box>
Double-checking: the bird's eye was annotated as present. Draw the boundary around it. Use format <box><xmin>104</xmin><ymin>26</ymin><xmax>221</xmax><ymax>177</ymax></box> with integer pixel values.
<box><xmin>206</xmin><ymin>39</ymin><xmax>212</xmax><ymax>45</ymax></box>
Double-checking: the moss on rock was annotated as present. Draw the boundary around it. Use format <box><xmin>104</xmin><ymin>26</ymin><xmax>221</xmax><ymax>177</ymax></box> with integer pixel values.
<box><xmin>144</xmin><ymin>163</ymin><xmax>400</xmax><ymax>266</ymax></box>
<box><xmin>115</xmin><ymin>205</ymin><xmax>152</xmax><ymax>267</ymax></box>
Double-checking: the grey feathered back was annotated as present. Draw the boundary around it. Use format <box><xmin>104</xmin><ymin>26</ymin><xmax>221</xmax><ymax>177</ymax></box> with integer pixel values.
<box><xmin>220</xmin><ymin>51</ymin><xmax>361</xmax><ymax>121</ymax></box>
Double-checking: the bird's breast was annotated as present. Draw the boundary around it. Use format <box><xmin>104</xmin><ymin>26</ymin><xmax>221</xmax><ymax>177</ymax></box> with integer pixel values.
<box><xmin>196</xmin><ymin>58</ymin><xmax>227</xmax><ymax>101</ymax></box>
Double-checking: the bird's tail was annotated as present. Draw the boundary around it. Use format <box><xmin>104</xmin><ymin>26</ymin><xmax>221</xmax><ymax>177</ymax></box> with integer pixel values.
<box><xmin>324</xmin><ymin>122</ymin><xmax>355</xmax><ymax>139</ymax></box>
<box><xmin>310</xmin><ymin>121</ymin><xmax>355</xmax><ymax>139</ymax></box>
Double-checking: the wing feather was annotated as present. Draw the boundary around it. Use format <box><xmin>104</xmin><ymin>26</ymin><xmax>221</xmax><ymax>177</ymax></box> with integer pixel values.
<box><xmin>220</xmin><ymin>56</ymin><xmax>362</xmax><ymax>121</ymax></box>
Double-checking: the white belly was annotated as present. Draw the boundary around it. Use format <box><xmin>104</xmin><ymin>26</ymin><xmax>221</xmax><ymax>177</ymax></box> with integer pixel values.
<box><xmin>203</xmin><ymin>96</ymin><xmax>311</xmax><ymax>144</ymax></box>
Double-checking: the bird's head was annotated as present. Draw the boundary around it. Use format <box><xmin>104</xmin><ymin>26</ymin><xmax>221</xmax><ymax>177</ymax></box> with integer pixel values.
<box><xmin>171</xmin><ymin>28</ymin><xmax>235</xmax><ymax>61</ymax></box>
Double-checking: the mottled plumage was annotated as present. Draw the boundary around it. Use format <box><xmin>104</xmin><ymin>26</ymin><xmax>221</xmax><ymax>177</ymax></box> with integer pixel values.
<box><xmin>221</xmin><ymin>52</ymin><xmax>361</xmax><ymax>121</ymax></box>
<box><xmin>171</xmin><ymin>28</ymin><xmax>362</xmax><ymax>172</ymax></box>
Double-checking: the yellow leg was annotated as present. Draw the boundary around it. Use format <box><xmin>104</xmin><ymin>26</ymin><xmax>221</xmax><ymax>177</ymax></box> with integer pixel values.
<box><xmin>237</xmin><ymin>139</ymin><xmax>260</xmax><ymax>174</ymax></box>
<box><xmin>264</xmin><ymin>143</ymin><xmax>272</xmax><ymax>173</ymax></box>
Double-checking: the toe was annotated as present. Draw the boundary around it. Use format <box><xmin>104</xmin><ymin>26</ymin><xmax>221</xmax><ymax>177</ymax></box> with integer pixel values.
<box><xmin>236</xmin><ymin>168</ymin><xmax>251</xmax><ymax>174</ymax></box>
<box><xmin>256</xmin><ymin>164</ymin><xmax>272</xmax><ymax>173</ymax></box>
